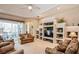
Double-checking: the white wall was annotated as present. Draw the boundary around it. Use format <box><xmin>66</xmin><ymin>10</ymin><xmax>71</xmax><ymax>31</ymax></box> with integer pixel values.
<box><xmin>25</xmin><ymin>19</ymin><xmax>39</xmax><ymax>36</ymax></box>
<box><xmin>52</xmin><ymin>7</ymin><xmax>79</xmax><ymax>26</ymax></box>
<box><xmin>25</xmin><ymin>6</ymin><xmax>79</xmax><ymax>37</ymax></box>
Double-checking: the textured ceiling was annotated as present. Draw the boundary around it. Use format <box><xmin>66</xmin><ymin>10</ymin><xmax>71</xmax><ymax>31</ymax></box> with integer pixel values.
<box><xmin>0</xmin><ymin>4</ymin><xmax>57</xmax><ymax>18</ymax></box>
<box><xmin>0</xmin><ymin>4</ymin><xmax>79</xmax><ymax>20</ymax></box>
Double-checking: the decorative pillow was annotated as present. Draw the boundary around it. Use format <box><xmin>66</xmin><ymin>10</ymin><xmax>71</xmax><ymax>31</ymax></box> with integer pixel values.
<box><xmin>65</xmin><ymin>39</ymin><xmax>78</xmax><ymax>54</ymax></box>
<box><xmin>57</xmin><ymin>39</ymin><xmax>71</xmax><ymax>52</ymax></box>
<box><xmin>27</xmin><ymin>33</ymin><xmax>32</xmax><ymax>38</ymax></box>
<box><xmin>20</xmin><ymin>35</ymin><xmax>25</xmax><ymax>39</ymax></box>
<box><xmin>25</xmin><ymin>35</ymin><xmax>27</xmax><ymax>39</ymax></box>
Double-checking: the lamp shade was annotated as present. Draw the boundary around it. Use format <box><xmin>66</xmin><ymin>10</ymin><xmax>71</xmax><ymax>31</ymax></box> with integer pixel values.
<box><xmin>69</xmin><ymin>32</ymin><xmax>77</xmax><ymax>37</ymax></box>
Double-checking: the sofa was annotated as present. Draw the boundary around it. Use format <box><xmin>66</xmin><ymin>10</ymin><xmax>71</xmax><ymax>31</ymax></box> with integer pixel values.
<box><xmin>0</xmin><ymin>42</ymin><xmax>14</xmax><ymax>54</ymax></box>
<box><xmin>20</xmin><ymin>33</ymin><xmax>34</xmax><ymax>44</ymax></box>
<box><xmin>0</xmin><ymin>36</ymin><xmax>15</xmax><ymax>54</ymax></box>
<box><xmin>0</xmin><ymin>35</ymin><xmax>24</xmax><ymax>54</ymax></box>
<box><xmin>0</xmin><ymin>41</ymin><xmax>24</xmax><ymax>54</ymax></box>
<box><xmin>45</xmin><ymin>38</ymin><xmax>79</xmax><ymax>54</ymax></box>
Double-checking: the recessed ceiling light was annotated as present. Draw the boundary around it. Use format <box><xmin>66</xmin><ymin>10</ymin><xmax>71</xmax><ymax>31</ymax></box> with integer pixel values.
<box><xmin>28</xmin><ymin>5</ymin><xmax>32</xmax><ymax>10</ymax></box>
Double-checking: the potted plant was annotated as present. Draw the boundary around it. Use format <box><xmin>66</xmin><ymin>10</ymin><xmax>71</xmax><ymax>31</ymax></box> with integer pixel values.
<box><xmin>57</xmin><ymin>18</ymin><xmax>65</xmax><ymax>23</ymax></box>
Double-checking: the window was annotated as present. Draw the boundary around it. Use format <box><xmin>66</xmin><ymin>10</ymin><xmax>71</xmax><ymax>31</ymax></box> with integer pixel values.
<box><xmin>0</xmin><ymin>19</ymin><xmax>25</xmax><ymax>41</ymax></box>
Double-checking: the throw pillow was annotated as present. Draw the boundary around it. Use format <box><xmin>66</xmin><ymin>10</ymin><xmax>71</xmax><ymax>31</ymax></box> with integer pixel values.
<box><xmin>57</xmin><ymin>39</ymin><xmax>71</xmax><ymax>52</ymax></box>
<box><xmin>65</xmin><ymin>38</ymin><xmax>78</xmax><ymax>54</ymax></box>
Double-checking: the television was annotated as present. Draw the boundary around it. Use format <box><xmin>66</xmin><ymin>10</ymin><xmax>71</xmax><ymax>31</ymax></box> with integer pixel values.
<box><xmin>44</xmin><ymin>27</ymin><xmax>53</xmax><ymax>38</ymax></box>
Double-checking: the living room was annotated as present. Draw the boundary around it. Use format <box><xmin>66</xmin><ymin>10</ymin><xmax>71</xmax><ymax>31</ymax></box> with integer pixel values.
<box><xmin>0</xmin><ymin>4</ymin><xmax>79</xmax><ymax>54</ymax></box>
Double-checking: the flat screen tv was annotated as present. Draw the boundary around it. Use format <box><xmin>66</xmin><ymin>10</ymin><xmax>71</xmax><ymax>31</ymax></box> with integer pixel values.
<box><xmin>44</xmin><ymin>27</ymin><xmax>53</xmax><ymax>38</ymax></box>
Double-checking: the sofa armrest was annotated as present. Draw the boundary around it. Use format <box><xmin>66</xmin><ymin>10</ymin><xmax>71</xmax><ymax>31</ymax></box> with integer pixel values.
<box><xmin>0</xmin><ymin>42</ymin><xmax>10</xmax><ymax>48</ymax></box>
<box><xmin>4</xmin><ymin>39</ymin><xmax>14</xmax><ymax>45</ymax></box>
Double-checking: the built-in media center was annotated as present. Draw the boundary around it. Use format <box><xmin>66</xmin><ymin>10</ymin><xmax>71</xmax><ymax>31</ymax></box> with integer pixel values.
<box><xmin>35</xmin><ymin>17</ymin><xmax>65</xmax><ymax>43</ymax></box>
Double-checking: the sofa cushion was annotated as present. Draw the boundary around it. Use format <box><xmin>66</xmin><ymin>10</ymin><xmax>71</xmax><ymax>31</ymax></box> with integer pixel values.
<box><xmin>65</xmin><ymin>38</ymin><xmax>78</xmax><ymax>54</ymax></box>
<box><xmin>56</xmin><ymin>39</ymin><xmax>70</xmax><ymax>52</ymax></box>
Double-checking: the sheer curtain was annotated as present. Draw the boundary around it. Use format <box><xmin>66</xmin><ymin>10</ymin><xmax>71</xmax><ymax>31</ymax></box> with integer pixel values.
<box><xmin>0</xmin><ymin>19</ymin><xmax>25</xmax><ymax>41</ymax></box>
<box><xmin>0</xmin><ymin>19</ymin><xmax>27</xmax><ymax>48</ymax></box>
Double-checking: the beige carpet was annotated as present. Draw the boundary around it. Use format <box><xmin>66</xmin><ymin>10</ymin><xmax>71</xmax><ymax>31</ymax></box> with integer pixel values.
<box><xmin>18</xmin><ymin>39</ymin><xmax>57</xmax><ymax>54</ymax></box>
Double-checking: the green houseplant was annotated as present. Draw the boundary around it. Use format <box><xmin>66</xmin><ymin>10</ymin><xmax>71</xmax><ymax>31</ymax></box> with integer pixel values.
<box><xmin>57</xmin><ymin>18</ymin><xmax>65</xmax><ymax>23</ymax></box>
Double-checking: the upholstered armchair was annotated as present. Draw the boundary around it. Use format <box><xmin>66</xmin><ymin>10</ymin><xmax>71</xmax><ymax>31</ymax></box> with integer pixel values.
<box><xmin>20</xmin><ymin>33</ymin><xmax>34</xmax><ymax>44</ymax></box>
<box><xmin>0</xmin><ymin>35</ymin><xmax>24</xmax><ymax>54</ymax></box>
<box><xmin>0</xmin><ymin>41</ymin><xmax>24</xmax><ymax>54</ymax></box>
<box><xmin>45</xmin><ymin>39</ymin><xmax>79</xmax><ymax>54</ymax></box>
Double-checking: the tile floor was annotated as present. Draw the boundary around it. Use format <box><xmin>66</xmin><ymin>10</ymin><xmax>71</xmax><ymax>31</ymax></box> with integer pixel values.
<box><xmin>17</xmin><ymin>39</ymin><xmax>57</xmax><ymax>54</ymax></box>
